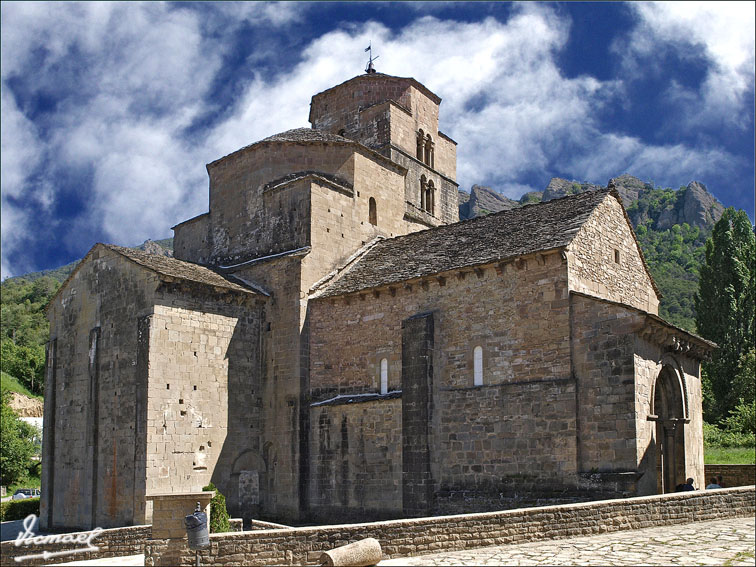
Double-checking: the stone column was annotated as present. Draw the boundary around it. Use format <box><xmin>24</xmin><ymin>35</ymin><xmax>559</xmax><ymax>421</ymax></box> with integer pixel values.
<box><xmin>144</xmin><ymin>491</ymin><xmax>214</xmax><ymax>566</ymax></box>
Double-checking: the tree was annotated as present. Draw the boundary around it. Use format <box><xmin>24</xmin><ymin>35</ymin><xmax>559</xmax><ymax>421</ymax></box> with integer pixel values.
<box><xmin>0</xmin><ymin>390</ymin><xmax>38</xmax><ymax>487</ymax></box>
<box><xmin>694</xmin><ymin>208</ymin><xmax>755</xmax><ymax>423</ymax></box>
<box><xmin>0</xmin><ymin>340</ymin><xmax>45</xmax><ymax>396</ymax></box>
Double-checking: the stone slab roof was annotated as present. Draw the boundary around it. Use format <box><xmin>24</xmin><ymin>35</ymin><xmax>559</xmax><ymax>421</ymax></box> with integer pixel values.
<box><xmin>103</xmin><ymin>245</ymin><xmax>265</xmax><ymax>295</ymax></box>
<box><xmin>206</xmin><ymin>127</ymin><xmax>404</xmax><ymax>176</ymax></box>
<box><xmin>315</xmin><ymin>190</ymin><xmax>615</xmax><ymax>298</ymax></box>
<box><xmin>260</xmin><ymin>128</ymin><xmax>349</xmax><ymax>144</ymax></box>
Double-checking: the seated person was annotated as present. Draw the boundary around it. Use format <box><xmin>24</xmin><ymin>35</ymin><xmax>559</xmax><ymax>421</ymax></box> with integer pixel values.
<box><xmin>706</xmin><ymin>477</ymin><xmax>722</xmax><ymax>489</ymax></box>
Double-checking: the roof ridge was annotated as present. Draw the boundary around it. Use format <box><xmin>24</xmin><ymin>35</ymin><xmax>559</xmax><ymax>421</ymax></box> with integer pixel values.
<box><xmin>314</xmin><ymin>188</ymin><xmax>615</xmax><ymax>299</ymax></box>
<box><xmin>369</xmin><ymin>186</ymin><xmax>612</xmax><ymax>250</ymax></box>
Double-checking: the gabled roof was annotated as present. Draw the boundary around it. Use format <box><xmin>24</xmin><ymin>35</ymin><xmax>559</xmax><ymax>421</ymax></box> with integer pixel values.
<box><xmin>260</xmin><ymin>128</ymin><xmax>349</xmax><ymax>144</ymax></box>
<box><xmin>102</xmin><ymin>245</ymin><xmax>266</xmax><ymax>295</ymax></box>
<box><xmin>313</xmin><ymin>189</ymin><xmax>623</xmax><ymax>298</ymax></box>
<box><xmin>47</xmin><ymin>244</ymin><xmax>267</xmax><ymax>312</ymax></box>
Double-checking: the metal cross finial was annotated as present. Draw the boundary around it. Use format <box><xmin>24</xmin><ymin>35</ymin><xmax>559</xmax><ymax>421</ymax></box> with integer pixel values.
<box><xmin>365</xmin><ymin>42</ymin><xmax>379</xmax><ymax>73</ymax></box>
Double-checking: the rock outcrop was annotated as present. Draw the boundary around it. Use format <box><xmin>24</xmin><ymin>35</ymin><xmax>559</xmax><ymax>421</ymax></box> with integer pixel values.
<box><xmin>8</xmin><ymin>392</ymin><xmax>44</xmax><ymax>417</ymax></box>
<box><xmin>607</xmin><ymin>174</ymin><xmax>654</xmax><ymax>209</ymax></box>
<box><xmin>138</xmin><ymin>239</ymin><xmax>173</xmax><ymax>257</ymax></box>
<box><xmin>459</xmin><ymin>185</ymin><xmax>519</xmax><ymax>220</ymax></box>
<box><xmin>458</xmin><ymin>175</ymin><xmax>725</xmax><ymax>233</ymax></box>
<box><xmin>542</xmin><ymin>178</ymin><xmax>603</xmax><ymax>202</ymax></box>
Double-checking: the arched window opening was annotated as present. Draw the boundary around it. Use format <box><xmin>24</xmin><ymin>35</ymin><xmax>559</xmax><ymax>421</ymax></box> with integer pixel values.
<box><xmin>420</xmin><ymin>175</ymin><xmax>427</xmax><ymax>211</ymax></box>
<box><xmin>369</xmin><ymin>197</ymin><xmax>377</xmax><ymax>226</ymax></box>
<box><xmin>473</xmin><ymin>346</ymin><xmax>483</xmax><ymax>386</ymax></box>
<box><xmin>416</xmin><ymin>130</ymin><xmax>425</xmax><ymax>160</ymax></box>
<box><xmin>425</xmin><ymin>180</ymin><xmax>435</xmax><ymax>214</ymax></box>
<box><xmin>425</xmin><ymin>134</ymin><xmax>434</xmax><ymax>167</ymax></box>
<box><xmin>380</xmin><ymin>358</ymin><xmax>388</xmax><ymax>394</ymax></box>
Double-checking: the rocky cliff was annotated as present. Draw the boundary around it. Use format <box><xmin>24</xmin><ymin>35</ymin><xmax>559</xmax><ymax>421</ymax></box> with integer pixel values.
<box><xmin>459</xmin><ymin>185</ymin><xmax>519</xmax><ymax>219</ymax></box>
<box><xmin>458</xmin><ymin>175</ymin><xmax>725</xmax><ymax>232</ymax></box>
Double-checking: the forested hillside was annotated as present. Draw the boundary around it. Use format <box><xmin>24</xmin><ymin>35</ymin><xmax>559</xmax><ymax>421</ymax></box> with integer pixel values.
<box><xmin>0</xmin><ymin>239</ymin><xmax>173</xmax><ymax>398</ymax></box>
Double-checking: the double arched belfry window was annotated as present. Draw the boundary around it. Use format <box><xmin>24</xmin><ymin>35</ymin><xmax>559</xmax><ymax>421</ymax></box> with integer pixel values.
<box><xmin>420</xmin><ymin>175</ymin><xmax>435</xmax><ymax>215</ymax></box>
<box><xmin>416</xmin><ymin>129</ymin><xmax>434</xmax><ymax>168</ymax></box>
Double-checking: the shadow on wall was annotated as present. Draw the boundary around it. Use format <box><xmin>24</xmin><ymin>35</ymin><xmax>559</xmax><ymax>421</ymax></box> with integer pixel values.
<box><xmin>202</xmin><ymin>304</ymin><xmax>265</xmax><ymax>525</ymax></box>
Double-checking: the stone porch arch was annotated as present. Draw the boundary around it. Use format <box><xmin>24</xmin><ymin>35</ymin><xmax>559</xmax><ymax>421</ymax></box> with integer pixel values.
<box><xmin>648</xmin><ymin>355</ymin><xmax>689</xmax><ymax>494</ymax></box>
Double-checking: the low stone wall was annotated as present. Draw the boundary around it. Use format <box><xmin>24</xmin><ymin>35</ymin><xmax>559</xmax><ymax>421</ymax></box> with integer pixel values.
<box><xmin>0</xmin><ymin>524</ymin><xmax>150</xmax><ymax>566</ymax></box>
<box><xmin>704</xmin><ymin>464</ymin><xmax>755</xmax><ymax>488</ymax></box>
<box><xmin>144</xmin><ymin>487</ymin><xmax>755</xmax><ymax>566</ymax></box>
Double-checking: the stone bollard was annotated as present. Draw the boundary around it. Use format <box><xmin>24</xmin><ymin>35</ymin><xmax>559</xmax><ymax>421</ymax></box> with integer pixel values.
<box><xmin>320</xmin><ymin>538</ymin><xmax>382</xmax><ymax>566</ymax></box>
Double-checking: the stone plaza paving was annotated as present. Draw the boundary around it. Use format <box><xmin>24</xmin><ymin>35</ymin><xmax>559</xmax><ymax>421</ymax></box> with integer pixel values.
<box><xmin>379</xmin><ymin>516</ymin><xmax>756</xmax><ymax>566</ymax></box>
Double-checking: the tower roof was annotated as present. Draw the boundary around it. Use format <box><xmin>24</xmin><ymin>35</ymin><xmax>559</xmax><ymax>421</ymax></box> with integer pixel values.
<box><xmin>311</xmin><ymin>72</ymin><xmax>442</xmax><ymax>104</ymax></box>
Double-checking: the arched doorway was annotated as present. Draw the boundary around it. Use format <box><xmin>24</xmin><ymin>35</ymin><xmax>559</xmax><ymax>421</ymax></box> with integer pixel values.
<box><xmin>651</xmin><ymin>364</ymin><xmax>688</xmax><ymax>493</ymax></box>
<box><xmin>230</xmin><ymin>449</ymin><xmax>266</xmax><ymax>522</ymax></box>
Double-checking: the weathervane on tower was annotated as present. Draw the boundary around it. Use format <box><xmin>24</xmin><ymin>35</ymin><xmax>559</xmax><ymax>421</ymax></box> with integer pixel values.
<box><xmin>365</xmin><ymin>42</ymin><xmax>378</xmax><ymax>74</ymax></box>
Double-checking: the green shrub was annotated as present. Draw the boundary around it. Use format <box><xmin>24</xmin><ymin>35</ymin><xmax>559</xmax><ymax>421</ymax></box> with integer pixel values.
<box><xmin>722</xmin><ymin>399</ymin><xmax>756</xmax><ymax>436</ymax></box>
<box><xmin>704</xmin><ymin>422</ymin><xmax>756</xmax><ymax>449</ymax></box>
<box><xmin>0</xmin><ymin>497</ymin><xmax>40</xmax><ymax>521</ymax></box>
<box><xmin>201</xmin><ymin>482</ymin><xmax>230</xmax><ymax>533</ymax></box>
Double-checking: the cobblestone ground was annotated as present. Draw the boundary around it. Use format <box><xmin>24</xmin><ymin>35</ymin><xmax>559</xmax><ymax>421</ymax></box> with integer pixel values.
<box><xmin>380</xmin><ymin>516</ymin><xmax>756</xmax><ymax>566</ymax></box>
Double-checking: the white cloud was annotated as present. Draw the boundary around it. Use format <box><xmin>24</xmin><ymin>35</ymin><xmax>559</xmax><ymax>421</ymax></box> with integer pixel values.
<box><xmin>566</xmin><ymin>133</ymin><xmax>740</xmax><ymax>189</ymax></box>
<box><xmin>204</xmin><ymin>5</ymin><xmax>617</xmax><ymax>197</ymax></box>
<box><xmin>1</xmin><ymin>1</ymin><xmax>223</xmax><ymax>273</ymax></box>
<box><xmin>1</xmin><ymin>2</ymin><xmax>750</xmax><ymax>278</ymax></box>
<box><xmin>621</xmin><ymin>2</ymin><xmax>755</xmax><ymax>127</ymax></box>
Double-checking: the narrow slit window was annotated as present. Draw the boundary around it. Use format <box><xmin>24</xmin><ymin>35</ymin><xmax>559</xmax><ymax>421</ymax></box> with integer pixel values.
<box><xmin>473</xmin><ymin>346</ymin><xmax>483</xmax><ymax>386</ymax></box>
<box><xmin>614</xmin><ymin>249</ymin><xmax>621</xmax><ymax>264</ymax></box>
<box><xmin>380</xmin><ymin>358</ymin><xmax>388</xmax><ymax>395</ymax></box>
<box><xmin>369</xmin><ymin>197</ymin><xmax>377</xmax><ymax>226</ymax></box>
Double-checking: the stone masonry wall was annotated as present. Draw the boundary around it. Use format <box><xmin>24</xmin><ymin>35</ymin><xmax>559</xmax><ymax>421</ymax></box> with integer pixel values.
<box><xmin>173</xmin><ymin>213</ymin><xmax>210</xmax><ymax>264</ymax></box>
<box><xmin>144</xmin><ymin>292</ymin><xmax>263</xmax><ymax>520</ymax></box>
<box><xmin>570</xmin><ymin>294</ymin><xmax>640</xmax><ymax>476</ymax></box>
<box><xmin>308</xmin><ymin>399</ymin><xmax>403</xmax><ymax>523</ymax></box>
<box><xmin>570</xmin><ymin>293</ymin><xmax>705</xmax><ymax>496</ymax></box>
<box><xmin>309</xmin><ymin>75</ymin><xmax>415</xmax><ymax>138</ymax></box>
<box><xmin>389</xmin><ymin>148</ymin><xmax>458</xmax><ymax>226</ymax></box>
<box><xmin>567</xmin><ymin>194</ymin><xmax>659</xmax><ymax>314</ymax></box>
<box><xmin>309</xmin><ymin>251</ymin><xmax>575</xmax><ymax>515</ymax></box>
<box><xmin>42</xmin><ymin>247</ymin><xmax>157</xmax><ymax>530</ymax></box>
<box><xmin>143</xmin><ymin>487</ymin><xmax>755</xmax><ymax>566</ymax></box>
<box><xmin>436</xmin><ymin>378</ymin><xmax>578</xmax><ymax>514</ymax></box>
<box><xmin>206</xmin><ymin>143</ymin><xmax>353</xmax><ymax>266</ymax></box>
<box><xmin>233</xmin><ymin>256</ymin><xmax>304</xmax><ymax>522</ymax></box>
<box><xmin>306</xmin><ymin>155</ymin><xmax>416</xmax><ymax>287</ymax></box>
<box><xmin>386</xmin><ymin>98</ymin><xmax>456</xmax><ymax>182</ymax></box>
<box><xmin>704</xmin><ymin>465</ymin><xmax>756</xmax><ymax>488</ymax></box>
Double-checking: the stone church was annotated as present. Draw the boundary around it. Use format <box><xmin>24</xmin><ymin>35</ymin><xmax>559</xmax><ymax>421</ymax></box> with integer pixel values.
<box><xmin>40</xmin><ymin>70</ymin><xmax>714</xmax><ymax>530</ymax></box>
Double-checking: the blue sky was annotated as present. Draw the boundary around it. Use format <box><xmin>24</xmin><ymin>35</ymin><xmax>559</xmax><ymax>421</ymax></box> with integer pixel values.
<box><xmin>1</xmin><ymin>2</ymin><xmax>754</xmax><ymax>278</ymax></box>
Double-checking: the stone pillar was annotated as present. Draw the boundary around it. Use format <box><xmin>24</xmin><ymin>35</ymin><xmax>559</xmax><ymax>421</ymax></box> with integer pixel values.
<box><xmin>145</xmin><ymin>491</ymin><xmax>214</xmax><ymax>566</ymax></box>
<box><xmin>402</xmin><ymin>312</ymin><xmax>435</xmax><ymax>517</ymax></box>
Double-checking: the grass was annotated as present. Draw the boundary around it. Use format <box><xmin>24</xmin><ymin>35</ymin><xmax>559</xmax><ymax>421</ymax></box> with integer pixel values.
<box><xmin>0</xmin><ymin>371</ymin><xmax>41</xmax><ymax>399</ymax></box>
<box><xmin>704</xmin><ymin>446</ymin><xmax>755</xmax><ymax>464</ymax></box>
